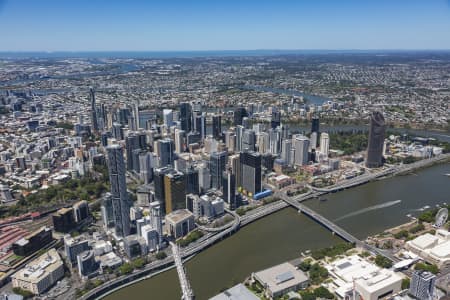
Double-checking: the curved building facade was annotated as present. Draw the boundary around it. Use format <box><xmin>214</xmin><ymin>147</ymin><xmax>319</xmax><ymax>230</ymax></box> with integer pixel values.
<box><xmin>366</xmin><ymin>111</ymin><xmax>386</xmax><ymax>168</ymax></box>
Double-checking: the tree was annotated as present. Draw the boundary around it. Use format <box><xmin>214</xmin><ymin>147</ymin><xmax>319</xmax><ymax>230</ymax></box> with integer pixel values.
<box><xmin>402</xmin><ymin>278</ymin><xmax>410</xmax><ymax>290</ymax></box>
<box><xmin>375</xmin><ymin>255</ymin><xmax>392</xmax><ymax>268</ymax></box>
<box><xmin>314</xmin><ymin>286</ymin><xmax>334</xmax><ymax>299</ymax></box>
<box><xmin>155</xmin><ymin>251</ymin><xmax>167</xmax><ymax>260</ymax></box>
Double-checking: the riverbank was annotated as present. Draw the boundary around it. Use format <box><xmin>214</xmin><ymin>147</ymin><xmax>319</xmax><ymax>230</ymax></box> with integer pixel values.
<box><xmin>94</xmin><ymin>158</ymin><xmax>448</xmax><ymax>299</ymax></box>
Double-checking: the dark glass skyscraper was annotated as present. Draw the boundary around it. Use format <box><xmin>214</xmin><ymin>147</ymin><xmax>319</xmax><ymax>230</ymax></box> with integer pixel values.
<box><xmin>311</xmin><ymin>116</ymin><xmax>319</xmax><ymax>133</ymax></box>
<box><xmin>106</xmin><ymin>145</ymin><xmax>131</xmax><ymax>237</ymax></box>
<box><xmin>240</xmin><ymin>151</ymin><xmax>262</xmax><ymax>195</ymax></box>
<box><xmin>234</xmin><ymin>107</ymin><xmax>248</xmax><ymax>126</ymax></box>
<box><xmin>212</xmin><ymin>114</ymin><xmax>222</xmax><ymax>140</ymax></box>
<box><xmin>210</xmin><ymin>151</ymin><xmax>227</xmax><ymax>190</ymax></box>
<box><xmin>271</xmin><ymin>109</ymin><xmax>281</xmax><ymax>129</ymax></box>
<box><xmin>366</xmin><ymin>111</ymin><xmax>386</xmax><ymax>168</ymax></box>
<box><xmin>125</xmin><ymin>133</ymin><xmax>140</xmax><ymax>170</ymax></box>
<box><xmin>179</xmin><ymin>102</ymin><xmax>192</xmax><ymax>132</ymax></box>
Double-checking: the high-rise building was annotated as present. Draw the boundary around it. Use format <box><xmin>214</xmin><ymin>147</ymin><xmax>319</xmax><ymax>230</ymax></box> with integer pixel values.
<box><xmin>366</xmin><ymin>111</ymin><xmax>386</xmax><ymax>168</ymax></box>
<box><xmin>157</xmin><ymin>138</ymin><xmax>175</xmax><ymax>167</ymax></box>
<box><xmin>174</xmin><ymin>129</ymin><xmax>186</xmax><ymax>153</ymax></box>
<box><xmin>185</xmin><ymin>166</ymin><xmax>199</xmax><ymax>195</ymax></box>
<box><xmin>311</xmin><ymin>116</ymin><xmax>319</xmax><ymax>133</ymax></box>
<box><xmin>52</xmin><ymin>208</ymin><xmax>76</xmax><ymax>233</ymax></box>
<box><xmin>150</xmin><ymin>202</ymin><xmax>163</xmax><ymax>244</ymax></box>
<box><xmin>230</xmin><ymin>154</ymin><xmax>242</xmax><ymax>189</ymax></box>
<box><xmin>235</xmin><ymin>125</ymin><xmax>244</xmax><ymax>152</ymax></box>
<box><xmin>112</xmin><ymin>123</ymin><xmax>123</xmax><ymax>140</ymax></box>
<box><xmin>293</xmin><ymin>135</ymin><xmax>309</xmax><ymax>166</ymax></box>
<box><xmin>242</xmin><ymin>129</ymin><xmax>256</xmax><ymax>152</ymax></box>
<box><xmin>234</xmin><ymin>107</ymin><xmax>247</xmax><ymax>126</ymax></box>
<box><xmin>164</xmin><ymin>170</ymin><xmax>186</xmax><ymax>214</ymax></box>
<box><xmin>320</xmin><ymin>132</ymin><xmax>330</xmax><ymax>157</ymax></box>
<box><xmin>106</xmin><ymin>145</ymin><xmax>131</xmax><ymax>237</ymax></box>
<box><xmin>409</xmin><ymin>271</ymin><xmax>436</xmax><ymax>300</ymax></box>
<box><xmin>240</xmin><ymin>151</ymin><xmax>262</xmax><ymax>196</ymax></box>
<box><xmin>125</xmin><ymin>133</ymin><xmax>140</xmax><ymax>170</ymax></box>
<box><xmin>139</xmin><ymin>151</ymin><xmax>153</xmax><ymax>184</ymax></box>
<box><xmin>222</xmin><ymin>171</ymin><xmax>238</xmax><ymax>209</ymax></box>
<box><xmin>179</xmin><ymin>102</ymin><xmax>192</xmax><ymax>132</ymax></box>
<box><xmin>271</xmin><ymin>109</ymin><xmax>281</xmax><ymax>129</ymax></box>
<box><xmin>163</xmin><ymin>109</ymin><xmax>173</xmax><ymax>128</ymax></box>
<box><xmin>90</xmin><ymin>88</ymin><xmax>99</xmax><ymax>133</ymax></box>
<box><xmin>73</xmin><ymin>200</ymin><xmax>89</xmax><ymax>223</ymax></box>
<box><xmin>310</xmin><ymin>132</ymin><xmax>318</xmax><ymax>151</ymax></box>
<box><xmin>212</xmin><ymin>114</ymin><xmax>222</xmax><ymax>140</ymax></box>
<box><xmin>269</xmin><ymin>128</ymin><xmax>281</xmax><ymax>155</ymax></box>
<box><xmin>194</xmin><ymin>112</ymin><xmax>206</xmax><ymax>140</ymax></box>
<box><xmin>281</xmin><ymin>139</ymin><xmax>292</xmax><ymax>165</ymax></box>
<box><xmin>153</xmin><ymin>167</ymin><xmax>172</xmax><ymax>207</ymax></box>
<box><xmin>257</xmin><ymin>132</ymin><xmax>270</xmax><ymax>154</ymax></box>
<box><xmin>101</xmin><ymin>193</ymin><xmax>114</xmax><ymax>229</ymax></box>
<box><xmin>210</xmin><ymin>151</ymin><xmax>227</xmax><ymax>190</ymax></box>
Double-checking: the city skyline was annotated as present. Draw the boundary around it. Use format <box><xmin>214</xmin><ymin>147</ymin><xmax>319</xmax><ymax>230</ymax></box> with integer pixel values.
<box><xmin>1</xmin><ymin>0</ymin><xmax>450</xmax><ymax>51</ymax></box>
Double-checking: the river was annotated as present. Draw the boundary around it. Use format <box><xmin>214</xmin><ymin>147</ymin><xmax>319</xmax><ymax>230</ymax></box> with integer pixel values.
<box><xmin>105</xmin><ymin>162</ymin><xmax>450</xmax><ymax>300</ymax></box>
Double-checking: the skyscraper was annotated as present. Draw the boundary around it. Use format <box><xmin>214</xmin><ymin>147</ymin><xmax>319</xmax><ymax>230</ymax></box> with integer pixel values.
<box><xmin>157</xmin><ymin>138</ymin><xmax>175</xmax><ymax>167</ymax></box>
<box><xmin>90</xmin><ymin>88</ymin><xmax>99</xmax><ymax>133</ymax></box>
<box><xmin>234</xmin><ymin>107</ymin><xmax>247</xmax><ymax>126</ymax></box>
<box><xmin>320</xmin><ymin>132</ymin><xmax>330</xmax><ymax>157</ymax></box>
<box><xmin>106</xmin><ymin>145</ymin><xmax>131</xmax><ymax>237</ymax></box>
<box><xmin>163</xmin><ymin>109</ymin><xmax>173</xmax><ymax>128</ymax></box>
<box><xmin>311</xmin><ymin>116</ymin><xmax>319</xmax><ymax>133</ymax></box>
<box><xmin>210</xmin><ymin>151</ymin><xmax>227</xmax><ymax>190</ymax></box>
<box><xmin>174</xmin><ymin>129</ymin><xmax>186</xmax><ymax>153</ymax></box>
<box><xmin>179</xmin><ymin>102</ymin><xmax>192</xmax><ymax>132</ymax></box>
<box><xmin>271</xmin><ymin>109</ymin><xmax>281</xmax><ymax>129</ymax></box>
<box><xmin>240</xmin><ymin>151</ymin><xmax>262</xmax><ymax>196</ymax></box>
<box><xmin>194</xmin><ymin>112</ymin><xmax>206</xmax><ymax>140</ymax></box>
<box><xmin>293</xmin><ymin>135</ymin><xmax>310</xmax><ymax>166</ymax></box>
<box><xmin>125</xmin><ymin>133</ymin><xmax>141</xmax><ymax>171</ymax></box>
<box><xmin>222</xmin><ymin>171</ymin><xmax>238</xmax><ymax>209</ymax></box>
<box><xmin>242</xmin><ymin>129</ymin><xmax>256</xmax><ymax>151</ymax></box>
<box><xmin>212</xmin><ymin>114</ymin><xmax>222</xmax><ymax>140</ymax></box>
<box><xmin>281</xmin><ymin>139</ymin><xmax>292</xmax><ymax>165</ymax></box>
<box><xmin>409</xmin><ymin>271</ymin><xmax>436</xmax><ymax>300</ymax></box>
<box><xmin>366</xmin><ymin>111</ymin><xmax>386</xmax><ymax>168</ymax></box>
<box><xmin>164</xmin><ymin>170</ymin><xmax>186</xmax><ymax>214</ymax></box>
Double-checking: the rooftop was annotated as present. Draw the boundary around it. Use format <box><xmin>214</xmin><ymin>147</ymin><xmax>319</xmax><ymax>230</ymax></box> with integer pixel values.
<box><xmin>209</xmin><ymin>283</ymin><xmax>259</xmax><ymax>300</ymax></box>
<box><xmin>253</xmin><ymin>262</ymin><xmax>308</xmax><ymax>295</ymax></box>
<box><xmin>12</xmin><ymin>249</ymin><xmax>62</xmax><ymax>284</ymax></box>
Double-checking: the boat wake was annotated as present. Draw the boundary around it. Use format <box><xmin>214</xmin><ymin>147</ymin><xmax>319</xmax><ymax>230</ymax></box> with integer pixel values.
<box><xmin>334</xmin><ymin>200</ymin><xmax>402</xmax><ymax>222</ymax></box>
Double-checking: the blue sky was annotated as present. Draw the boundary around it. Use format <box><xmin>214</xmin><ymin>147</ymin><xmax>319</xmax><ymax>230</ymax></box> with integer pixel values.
<box><xmin>0</xmin><ymin>0</ymin><xmax>450</xmax><ymax>51</ymax></box>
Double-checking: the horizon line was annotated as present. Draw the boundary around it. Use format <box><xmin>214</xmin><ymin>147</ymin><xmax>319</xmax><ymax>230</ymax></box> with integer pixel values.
<box><xmin>2</xmin><ymin>49</ymin><xmax>450</xmax><ymax>53</ymax></box>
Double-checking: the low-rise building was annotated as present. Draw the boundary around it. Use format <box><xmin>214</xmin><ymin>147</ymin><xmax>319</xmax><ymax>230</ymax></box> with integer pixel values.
<box><xmin>405</xmin><ymin>229</ymin><xmax>450</xmax><ymax>269</ymax></box>
<box><xmin>209</xmin><ymin>283</ymin><xmax>259</xmax><ymax>300</ymax></box>
<box><xmin>165</xmin><ymin>209</ymin><xmax>195</xmax><ymax>239</ymax></box>
<box><xmin>252</xmin><ymin>262</ymin><xmax>309</xmax><ymax>299</ymax></box>
<box><xmin>11</xmin><ymin>248</ymin><xmax>64</xmax><ymax>295</ymax></box>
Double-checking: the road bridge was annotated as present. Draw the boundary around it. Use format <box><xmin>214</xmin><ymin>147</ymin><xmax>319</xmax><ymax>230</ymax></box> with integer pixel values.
<box><xmin>170</xmin><ymin>241</ymin><xmax>195</xmax><ymax>300</ymax></box>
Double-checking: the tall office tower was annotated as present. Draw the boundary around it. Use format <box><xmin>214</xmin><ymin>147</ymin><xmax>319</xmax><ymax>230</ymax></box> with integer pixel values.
<box><xmin>163</xmin><ymin>109</ymin><xmax>173</xmax><ymax>128</ymax></box>
<box><xmin>234</xmin><ymin>107</ymin><xmax>247</xmax><ymax>126</ymax></box>
<box><xmin>185</xmin><ymin>166</ymin><xmax>199</xmax><ymax>195</ymax></box>
<box><xmin>112</xmin><ymin>123</ymin><xmax>124</xmax><ymax>141</ymax></box>
<box><xmin>240</xmin><ymin>151</ymin><xmax>262</xmax><ymax>196</ymax></box>
<box><xmin>157</xmin><ymin>138</ymin><xmax>175</xmax><ymax>167</ymax></box>
<box><xmin>409</xmin><ymin>271</ymin><xmax>436</xmax><ymax>300</ymax></box>
<box><xmin>125</xmin><ymin>133</ymin><xmax>140</xmax><ymax>170</ymax></box>
<box><xmin>196</xmin><ymin>163</ymin><xmax>211</xmax><ymax>194</ymax></box>
<box><xmin>310</xmin><ymin>132</ymin><xmax>318</xmax><ymax>151</ymax></box>
<box><xmin>235</xmin><ymin>125</ymin><xmax>244</xmax><ymax>152</ymax></box>
<box><xmin>164</xmin><ymin>170</ymin><xmax>186</xmax><ymax>214</ymax></box>
<box><xmin>242</xmin><ymin>117</ymin><xmax>250</xmax><ymax>129</ymax></box>
<box><xmin>257</xmin><ymin>132</ymin><xmax>270</xmax><ymax>154</ymax></box>
<box><xmin>106</xmin><ymin>145</ymin><xmax>131</xmax><ymax>237</ymax></box>
<box><xmin>281</xmin><ymin>139</ymin><xmax>293</xmax><ymax>165</ymax></box>
<box><xmin>174</xmin><ymin>129</ymin><xmax>186</xmax><ymax>153</ymax></box>
<box><xmin>210</xmin><ymin>151</ymin><xmax>228</xmax><ymax>190</ymax></box>
<box><xmin>212</xmin><ymin>114</ymin><xmax>222</xmax><ymax>140</ymax></box>
<box><xmin>320</xmin><ymin>132</ymin><xmax>330</xmax><ymax>157</ymax></box>
<box><xmin>366</xmin><ymin>111</ymin><xmax>386</xmax><ymax>168</ymax></box>
<box><xmin>311</xmin><ymin>116</ymin><xmax>320</xmax><ymax>133</ymax></box>
<box><xmin>101</xmin><ymin>193</ymin><xmax>114</xmax><ymax>229</ymax></box>
<box><xmin>119</xmin><ymin>107</ymin><xmax>131</xmax><ymax>126</ymax></box>
<box><xmin>194</xmin><ymin>112</ymin><xmax>206</xmax><ymax>140</ymax></box>
<box><xmin>293</xmin><ymin>135</ymin><xmax>310</xmax><ymax>166</ymax></box>
<box><xmin>222</xmin><ymin>171</ymin><xmax>238</xmax><ymax>209</ymax></box>
<box><xmin>280</xmin><ymin>123</ymin><xmax>290</xmax><ymax>139</ymax></box>
<box><xmin>225</xmin><ymin>131</ymin><xmax>236</xmax><ymax>153</ymax></box>
<box><xmin>128</xmin><ymin>114</ymin><xmax>137</xmax><ymax>131</ymax></box>
<box><xmin>242</xmin><ymin>129</ymin><xmax>256</xmax><ymax>151</ymax></box>
<box><xmin>133</xmin><ymin>100</ymin><xmax>140</xmax><ymax>130</ymax></box>
<box><xmin>89</xmin><ymin>88</ymin><xmax>99</xmax><ymax>133</ymax></box>
<box><xmin>139</xmin><ymin>152</ymin><xmax>153</xmax><ymax>184</ymax></box>
<box><xmin>150</xmin><ymin>202</ymin><xmax>163</xmax><ymax>244</ymax></box>
<box><xmin>269</xmin><ymin>129</ymin><xmax>281</xmax><ymax>155</ymax></box>
<box><xmin>179</xmin><ymin>102</ymin><xmax>192</xmax><ymax>132</ymax></box>
<box><xmin>137</xmin><ymin>131</ymin><xmax>147</xmax><ymax>149</ymax></box>
<box><xmin>73</xmin><ymin>200</ymin><xmax>89</xmax><ymax>223</ymax></box>
<box><xmin>153</xmin><ymin>167</ymin><xmax>171</xmax><ymax>206</ymax></box>
<box><xmin>230</xmin><ymin>154</ymin><xmax>242</xmax><ymax>189</ymax></box>
<box><xmin>271</xmin><ymin>109</ymin><xmax>281</xmax><ymax>129</ymax></box>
